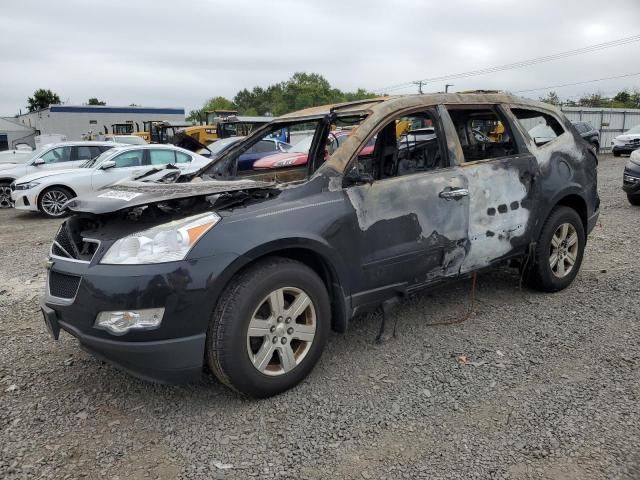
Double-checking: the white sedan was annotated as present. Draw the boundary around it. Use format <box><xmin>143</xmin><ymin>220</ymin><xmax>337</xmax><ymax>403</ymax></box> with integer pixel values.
<box><xmin>11</xmin><ymin>144</ymin><xmax>210</xmax><ymax>218</ymax></box>
<box><xmin>0</xmin><ymin>141</ymin><xmax>116</xmax><ymax>208</ymax></box>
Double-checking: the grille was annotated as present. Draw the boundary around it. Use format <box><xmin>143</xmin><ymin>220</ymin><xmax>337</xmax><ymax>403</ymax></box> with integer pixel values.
<box><xmin>49</xmin><ymin>271</ymin><xmax>81</xmax><ymax>299</ymax></box>
<box><xmin>54</xmin><ymin>226</ymin><xmax>76</xmax><ymax>258</ymax></box>
<box><xmin>51</xmin><ymin>224</ymin><xmax>100</xmax><ymax>262</ymax></box>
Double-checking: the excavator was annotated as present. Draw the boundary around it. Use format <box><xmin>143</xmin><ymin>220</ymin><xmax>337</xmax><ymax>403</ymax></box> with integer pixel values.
<box><xmin>131</xmin><ymin>120</ymin><xmax>193</xmax><ymax>143</ymax></box>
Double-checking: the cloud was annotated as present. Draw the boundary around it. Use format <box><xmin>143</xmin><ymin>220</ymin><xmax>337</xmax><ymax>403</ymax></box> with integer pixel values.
<box><xmin>1</xmin><ymin>0</ymin><xmax>639</xmax><ymax>114</ymax></box>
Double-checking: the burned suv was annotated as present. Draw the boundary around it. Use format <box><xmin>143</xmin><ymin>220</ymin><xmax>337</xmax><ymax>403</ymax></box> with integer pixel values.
<box><xmin>41</xmin><ymin>93</ymin><xmax>599</xmax><ymax>397</ymax></box>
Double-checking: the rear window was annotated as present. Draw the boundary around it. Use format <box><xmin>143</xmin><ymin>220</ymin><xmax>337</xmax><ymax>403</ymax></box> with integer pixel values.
<box><xmin>511</xmin><ymin>108</ymin><xmax>565</xmax><ymax>146</ymax></box>
<box><xmin>149</xmin><ymin>149</ymin><xmax>176</xmax><ymax>165</ymax></box>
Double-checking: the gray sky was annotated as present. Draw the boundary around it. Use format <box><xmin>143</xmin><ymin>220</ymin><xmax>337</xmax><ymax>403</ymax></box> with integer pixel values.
<box><xmin>1</xmin><ymin>0</ymin><xmax>639</xmax><ymax>115</ymax></box>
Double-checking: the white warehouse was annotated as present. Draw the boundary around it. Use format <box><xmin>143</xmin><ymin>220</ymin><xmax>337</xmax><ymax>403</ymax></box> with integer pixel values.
<box><xmin>15</xmin><ymin>104</ymin><xmax>186</xmax><ymax>142</ymax></box>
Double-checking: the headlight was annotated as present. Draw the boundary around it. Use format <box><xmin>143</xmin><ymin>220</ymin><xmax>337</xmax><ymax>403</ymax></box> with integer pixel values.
<box><xmin>14</xmin><ymin>181</ymin><xmax>40</xmax><ymax>190</ymax></box>
<box><xmin>100</xmin><ymin>212</ymin><xmax>220</xmax><ymax>264</ymax></box>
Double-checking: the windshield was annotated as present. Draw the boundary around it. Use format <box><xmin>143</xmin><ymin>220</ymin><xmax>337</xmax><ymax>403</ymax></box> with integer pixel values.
<box><xmin>201</xmin><ymin>113</ymin><xmax>368</xmax><ymax>182</ymax></box>
<box><xmin>289</xmin><ymin>136</ymin><xmax>313</xmax><ymax>153</ymax></box>
<box><xmin>625</xmin><ymin>124</ymin><xmax>640</xmax><ymax>135</ymax></box>
<box><xmin>81</xmin><ymin>149</ymin><xmax>115</xmax><ymax>168</ymax></box>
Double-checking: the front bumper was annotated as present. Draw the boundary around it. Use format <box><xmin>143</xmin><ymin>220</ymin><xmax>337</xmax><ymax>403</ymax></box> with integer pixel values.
<box><xmin>10</xmin><ymin>188</ymin><xmax>38</xmax><ymax>211</ymax></box>
<box><xmin>42</xmin><ymin>302</ymin><xmax>205</xmax><ymax>383</ymax></box>
<box><xmin>612</xmin><ymin>145</ymin><xmax>640</xmax><ymax>155</ymax></box>
<box><xmin>622</xmin><ymin>162</ymin><xmax>640</xmax><ymax>197</ymax></box>
<box><xmin>41</xmin><ymin>252</ymin><xmax>238</xmax><ymax>383</ymax></box>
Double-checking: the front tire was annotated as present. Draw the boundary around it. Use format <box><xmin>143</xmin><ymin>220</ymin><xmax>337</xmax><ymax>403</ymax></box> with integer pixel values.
<box><xmin>627</xmin><ymin>194</ymin><xmax>640</xmax><ymax>206</ymax></box>
<box><xmin>613</xmin><ymin>151</ymin><xmax>621</xmax><ymax>157</ymax></box>
<box><xmin>38</xmin><ymin>186</ymin><xmax>73</xmax><ymax>218</ymax></box>
<box><xmin>525</xmin><ymin>206</ymin><xmax>585</xmax><ymax>292</ymax></box>
<box><xmin>206</xmin><ymin>257</ymin><xmax>330</xmax><ymax>398</ymax></box>
<box><xmin>0</xmin><ymin>183</ymin><xmax>12</xmax><ymax>209</ymax></box>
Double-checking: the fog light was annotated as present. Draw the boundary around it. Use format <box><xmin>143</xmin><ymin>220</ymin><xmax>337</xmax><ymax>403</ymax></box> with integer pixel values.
<box><xmin>94</xmin><ymin>308</ymin><xmax>164</xmax><ymax>335</ymax></box>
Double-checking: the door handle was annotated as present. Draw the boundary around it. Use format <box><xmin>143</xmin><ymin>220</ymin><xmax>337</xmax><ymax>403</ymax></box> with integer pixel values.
<box><xmin>439</xmin><ymin>188</ymin><xmax>469</xmax><ymax>200</ymax></box>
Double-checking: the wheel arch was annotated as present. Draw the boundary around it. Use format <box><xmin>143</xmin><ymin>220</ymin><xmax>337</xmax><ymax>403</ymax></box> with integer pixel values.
<box><xmin>536</xmin><ymin>189</ymin><xmax>588</xmax><ymax>240</ymax></box>
<box><xmin>37</xmin><ymin>184</ymin><xmax>78</xmax><ymax>205</ymax></box>
<box><xmin>213</xmin><ymin>239</ymin><xmax>352</xmax><ymax>333</ymax></box>
<box><xmin>0</xmin><ymin>177</ymin><xmax>17</xmax><ymax>184</ymax></box>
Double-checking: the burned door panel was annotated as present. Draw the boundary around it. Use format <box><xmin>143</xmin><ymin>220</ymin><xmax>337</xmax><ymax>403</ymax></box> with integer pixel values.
<box><xmin>345</xmin><ymin>168</ymin><xmax>469</xmax><ymax>297</ymax></box>
<box><xmin>461</xmin><ymin>155</ymin><xmax>539</xmax><ymax>272</ymax></box>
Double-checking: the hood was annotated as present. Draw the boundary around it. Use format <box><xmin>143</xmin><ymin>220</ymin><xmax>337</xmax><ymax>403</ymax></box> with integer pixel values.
<box><xmin>0</xmin><ymin>151</ymin><xmax>32</xmax><ymax>164</ymax></box>
<box><xmin>0</xmin><ymin>162</ymin><xmax>26</xmax><ymax>171</ymax></box>
<box><xmin>616</xmin><ymin>134</ymin><xmax>640</xmax><ymax>141</ymax></box>
<box><xmin>253</xmin><ymin>152</ymin><xmax>309</xmax><ymax>169</ymax></box>
<box><xmin>630</xmin><ymin>150</ymin><xmax>640</xmax><ymax>166</ymax></box>
<box><xmin>66</xmin><ymin>177</ymin><xmax>276</xmax><ymax>214</ymax></box>
<box><xmin>14</xmin><ymin>168</ymin><xmax>90</xmax><ymax>184</ymax></box>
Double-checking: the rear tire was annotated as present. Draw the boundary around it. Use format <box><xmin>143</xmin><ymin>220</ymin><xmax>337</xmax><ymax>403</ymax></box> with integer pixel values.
<box><xmin>206</xmin><ymin>257</ymin><xmax>330</xmax><ymax>398</ymax></box>
<box><xmin>627</xmin><ymin>194</ymin><xmax>640</xmax><ymax>206</ymax></box>
<box><xmin>37</xmin><ymin>186</ymin><xmax>73</xmax><ymax>219</ymax></box>
<box><xmin>525</xmin><ymin>206</ymin><xmax>585</xmax><ymax>292</ymax></box>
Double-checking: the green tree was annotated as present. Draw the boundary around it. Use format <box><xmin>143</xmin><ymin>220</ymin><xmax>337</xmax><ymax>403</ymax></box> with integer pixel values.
<box><xmin>87</xmin><ymin>98</ymin><xmax>106</xmax><ymax>105</ymax></box>
<box><xmin>232</xmin><ymin>72</ymin><xmax>376</xmax><ymax>116</ymax></box>
<box><xmin>539</xmin><ymin>91</ymin><xmax>561</xmax><ymax>106</ymax></box>
<box><xmin>27</xmin><ymin>88</ymin><xmax>61</xmax><ymax>112</ymax></box>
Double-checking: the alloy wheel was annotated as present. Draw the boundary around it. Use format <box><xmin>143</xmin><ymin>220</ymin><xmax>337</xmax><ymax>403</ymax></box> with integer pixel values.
<box><xmin>549</xmin><ymin>222</ymin><xmax>579</xmax><ymax>278</ymax></box>
<box><xmin>41</xmin><ymin>190</ymin><xmax>70</xmax><ymax>217</ymax></box>
<box><xmin>0</xmin><ymin>185</ymin><xmax>12</xmax><ymax>208</ymax></box>
<box><xmin>246</xmin><ymin>287</ymin><xmax>316</xmax><ymax>376</ymax></box>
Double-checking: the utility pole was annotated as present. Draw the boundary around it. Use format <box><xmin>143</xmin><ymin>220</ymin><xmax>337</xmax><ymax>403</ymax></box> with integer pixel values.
<box><xmin>413</xmin><ymin>80</ymin><xmax>424</xmax><ymax>94</ymax></box>
<box><xmin>445</xmin><ymin>84</ymin><xmax>454</xmax><ymax>93</ymax></box>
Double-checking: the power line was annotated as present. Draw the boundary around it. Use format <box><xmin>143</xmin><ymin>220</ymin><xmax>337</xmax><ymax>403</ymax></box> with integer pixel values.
<box><xmin>376</xmin><ymin>34</ymin><xmax>640</xmax><ymax>93</ymax></box>
<box><xmin>513</xmin><ymin>72</ymin><xmax>640</xmax><ymax>94</ymax></box>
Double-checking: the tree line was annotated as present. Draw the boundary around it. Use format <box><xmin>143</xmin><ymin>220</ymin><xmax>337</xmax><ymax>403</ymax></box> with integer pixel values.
<box><xmin>187</xmin><ymin>72</ymin><xmax>377</xmax><ymax>121</ymax></box>
<box><xmin>539</xmin><ymin>89</ymin><xmax>640</xmax><ymax>109</ymax></box>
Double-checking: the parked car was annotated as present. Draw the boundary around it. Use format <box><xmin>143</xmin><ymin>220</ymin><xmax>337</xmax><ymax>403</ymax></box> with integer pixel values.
<box><xmin>0</xmin><ymin>145</ymin><xmax>34</xmax><ymax>165</ymax></box>
<box><xmin>252</xmin><ymin>131</ymin><xmax>349</xmax><ymax>169</ymax></box>
<box><xmin>41</xmin><ymin>93</ymin><xmax>599</xmax><ymax>398</ymax></box>
<box><xmin>11</xmin><ymin>144</ymin><xmax>209</xmax><ymax>218</ymax></box>
<box><xmin>611</xmin><ymin>124</ymin><xmax>640</xmax><ymax>156</ymax></box>
<box><xmin>0</xmin><ymin>141</ymin><xmax>115</xmax><ymax>209</ymax></box>
<box><xmin>197</xmin><ymin>137</ymin><xmax>291</xmax><ymax>170</ymax></box>
<box><xmin>622</xmin><ymin>149</ymin><xmax>640</xmax><ymax>205</ymax></box>
<box><xmin>571</xmin><ymin>121</ymin><xmax>600</xmax><ymax>152</ymax></box>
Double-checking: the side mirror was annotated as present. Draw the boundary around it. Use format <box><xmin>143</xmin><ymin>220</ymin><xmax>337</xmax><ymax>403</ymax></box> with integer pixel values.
<box><xmin>33</xmin><ymin>158</ymin><xmax>45</xmax><ymax>166</ymax></box>
<box><xmin>99</xmin><ymin>160</ymin><xmax>116</xmax><ymax>170</ymax></box>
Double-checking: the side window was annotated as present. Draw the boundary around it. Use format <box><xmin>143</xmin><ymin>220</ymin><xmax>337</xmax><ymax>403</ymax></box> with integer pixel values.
<box><xmin>445</xmin><ymin>106</ymin><xmax>518</xmax><ymax>162</ymax></box>
<box><xmin>92</xmin><ymin>146</ymin><xmax>108</xmax><ymax>156</ymax></box>
<box><xmin>248</xmin><ymin>140</ymin><xmax>277</xmax><ymax>153</ymax></box>
<box><xmin>175</xmin><ymin>152</ymin><xmax>192</xmax><ymax>163</ymax></box>
<box><xmin>511</xmin><ymin>108</ymin><xmax>565</xmax><ymax>147</ymax></box>
<box><xmin>352</xmin><ymin>110</ymin><xmax>445</xmax><ymax>180</ymax></box>
<box><xmin>149</xmin><ymin>149</ymin><xmax>176</xmax><ymax>165</ymax></box>
<box><xmin>74</xmin><ymin>146</ymin><xmax>102</xmax><ymax>160</ymax></box>
<box><xmin>40</xmin><ymin>146</ymin><xmax>72</xmax><ymax>164</ymax></box>
<box><xmin>112</xmin><ymin>150</ymin><xmax>144</xmax><ymax>168</ymax></box>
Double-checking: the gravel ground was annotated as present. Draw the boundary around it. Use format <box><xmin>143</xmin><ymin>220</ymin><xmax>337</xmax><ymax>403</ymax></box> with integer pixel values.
<box><xmin>1</xmin><ymin>154</ymin><xmax>638</xmax><ymax>480</ymax></box>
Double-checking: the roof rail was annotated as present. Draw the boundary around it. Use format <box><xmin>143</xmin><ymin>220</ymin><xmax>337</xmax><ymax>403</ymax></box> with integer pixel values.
<box><xmin>329</xmin><ymin>98</ymin><xmax>386</xmax><ymax>113</ymax></box>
